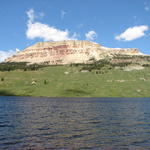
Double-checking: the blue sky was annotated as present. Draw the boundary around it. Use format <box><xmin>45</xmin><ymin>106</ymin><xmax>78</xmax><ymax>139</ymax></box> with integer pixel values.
<box><xmin>0</xmin><ymin>0</ymin><xmax>150</xmax><ymax>61</ymax></box>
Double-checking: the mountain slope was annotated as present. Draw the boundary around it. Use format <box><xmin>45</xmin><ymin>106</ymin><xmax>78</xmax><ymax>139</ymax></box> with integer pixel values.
<box><xmin>5</xmin><ymin>40</ymin><xmax>144</xmax><ymax>64</ymax></box>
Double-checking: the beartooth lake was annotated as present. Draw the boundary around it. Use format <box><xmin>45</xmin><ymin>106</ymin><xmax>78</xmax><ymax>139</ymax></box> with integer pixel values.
<box><xmin>0</xmin><ymin>97</ymin><xmax>150</xmax><ymax>150</ymax></box>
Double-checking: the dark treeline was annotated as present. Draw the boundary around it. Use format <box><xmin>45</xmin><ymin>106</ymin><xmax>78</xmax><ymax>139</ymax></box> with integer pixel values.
<box><xmin>111</xmin><ymin>54</ymin><xmax>150</xmax><ymax>67</ymax></box>
<box><xmin>70</xmin><ymin>55</ymin><xmax>150</xmax><ymax>72</ymax></box>
<box><xmin>0</xmin><ymin>62</ymin><xmax>47</xmax><ymax>71</ymax></box>
<box><xmin>81</xmin><ymin>59</ymin><xmax>112</xmax><ymax>72</ymax></box>
<box><xmin>0</xmin><ymin>54</ymin><xmax>150</xmax><ymax>72</ymax></box>
<box><xmin>69</xmin><ymin>59</ymin><xmax>112</xmax><ymax>73</ymax></box>
<box><xmin>113</xmin><ymin>54</ymin><xmax>150</xmax><ymax>59</ymax></box>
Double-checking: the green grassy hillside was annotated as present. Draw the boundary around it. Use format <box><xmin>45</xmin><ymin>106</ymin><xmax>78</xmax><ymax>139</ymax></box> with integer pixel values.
<box><xmin>0</xmin><ymin>65</ymin><xmax>150</xmax><ymax>97</ymax></box>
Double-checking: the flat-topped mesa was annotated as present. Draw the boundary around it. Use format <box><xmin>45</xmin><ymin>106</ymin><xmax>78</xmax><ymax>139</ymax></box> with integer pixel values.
<box><xmin>5</xmin><ymin>40</ymin><xmax>143</xmax><ymax>65</ymax></box>
<box><xmin>28</xmin><ymin>40</ymin><xmax>100</xmax><ymax>49</ymax></box>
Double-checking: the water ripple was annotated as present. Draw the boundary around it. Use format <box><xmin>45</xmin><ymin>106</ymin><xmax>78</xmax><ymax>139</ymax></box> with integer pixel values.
<box><xmin>0</xmin><ymin>97</ymin><xmax>150</xmax><ymax>149</ymax></box>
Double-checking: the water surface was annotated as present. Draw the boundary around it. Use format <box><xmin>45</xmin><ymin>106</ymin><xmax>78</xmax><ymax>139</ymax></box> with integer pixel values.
<box><xmin>0</xmin><ymin>97</ymin><xmax>150</xmax><ymax>149</ymax></box>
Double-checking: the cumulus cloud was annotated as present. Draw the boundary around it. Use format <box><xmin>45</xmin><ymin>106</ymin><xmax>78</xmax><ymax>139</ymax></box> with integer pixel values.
<box><xmin>85</xmin><ymin>31</ymin><xmax>97</xmax><ymax>40</ymax></box>
<box><xmin>0</xmin><ymin>50</ymin><xmax>17</xmax><ymax>62</ymax></box>
<box><xmin>26</xmin><ymin>22</ymin><xmax>72</xmax><ymax>41</ymax></box>
<box><xmin>26</xmin><ymin>9</ymin><xmax>75</xmax><ymax>41</ymax></box>
<box><xmin>115</xmin><ymin>25</ymin><xmax>149</xmax><ymax>41</ymax></box>
<box><xmin>26</xmin><ymin>9</ymin><xmax>34</xmax><ymax>23</ymax></box>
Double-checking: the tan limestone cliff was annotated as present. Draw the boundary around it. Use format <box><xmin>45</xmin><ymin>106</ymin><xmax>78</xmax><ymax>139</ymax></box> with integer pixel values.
<box><xmin>5</xmin><ymin>40</ymin><xmax>143</xmax><ymax>64</ymax></box>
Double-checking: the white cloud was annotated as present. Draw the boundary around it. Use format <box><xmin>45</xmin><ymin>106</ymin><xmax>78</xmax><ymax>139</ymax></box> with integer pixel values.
<box><xmin>26</xmin><ymin>9</ymin><xmax>44</xmax><ymax>22</ymax></box>
<box><xmin>26</xmin><ymin>9</ymin><xmax>74</xmax><ymax>41</ymax></box>
<box><xmin>16</xmin><ymin>48</ymin><xmax>20</xmax><ymax>52</ymax></box>
<box><xmin>0</xmin><ymin>50</ymin><xmax>17</xmax><ymax>62</ymax></box>
<box><xmin>85</xmin><ymin>31</ymin><xmax>97</xmax><ymax>41</ymax></box>
<box><xmin>61</xmin><ymin>10</ymin><xmax>67</xmax><ymax>19</ymax></box>
<box><xmin>115</xmin><ymin>25</ymin><xmax>149</xmax><ymax>41</ymax></box>
<box><xmin>26</xmin><ymin>22</ymin><xmax>72</xmax><ymax>41</ymax></box>
<box><xmin>26</xmin><ymin>9</ymin><xmax>34</xmax><ymax>23</ymax></box>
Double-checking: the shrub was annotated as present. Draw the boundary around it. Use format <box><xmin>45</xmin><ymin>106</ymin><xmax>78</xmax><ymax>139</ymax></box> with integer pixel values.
<box><xmin>44</xmin><ymin>80</ymin><xmax>48</xmax><ymax>85</ymax></box>
<box><xmin>1</xmin><ymin>78</ymin><xmax>4</xmax><ymax>81</ymax></box>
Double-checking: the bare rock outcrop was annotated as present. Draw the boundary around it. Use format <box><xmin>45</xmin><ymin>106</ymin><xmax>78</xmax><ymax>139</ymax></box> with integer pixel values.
<box><xmin>5</xmin><ymin>40</ymin><xmax>143</xmax><ymax>65</ymax></box>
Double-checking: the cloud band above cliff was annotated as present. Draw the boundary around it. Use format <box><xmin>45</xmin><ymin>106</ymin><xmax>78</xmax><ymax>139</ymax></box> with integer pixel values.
<box><xmin>26</xmin><ymin>9</ymin><xmax>76</xmax><ymax>41</ymax></box>
<box><xmin>85</xmin><ymin>31</ymin><xmax>97</xmax><ymax>41</ymax></box>
<box><xmin>0</xmin><ymin>50</ymin><xmax>17</xmax><ymax>62</ymax></box>
<box><xmin>115</xmin><ymin>25</ymin><xmax>149</xmax><ymax>41</ymax></box>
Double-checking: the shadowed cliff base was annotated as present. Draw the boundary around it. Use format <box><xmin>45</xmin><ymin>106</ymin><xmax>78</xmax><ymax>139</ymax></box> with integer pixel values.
<box><xmin>0</xmin><ymin>90</ymin><xmax>16</xmax><ymax>96</ymax></box>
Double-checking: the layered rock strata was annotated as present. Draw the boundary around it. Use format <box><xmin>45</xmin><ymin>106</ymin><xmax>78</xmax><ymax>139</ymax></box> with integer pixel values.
<box><xmin>5</xmin><ymin>40</ymin><xmax>143</xmax><ymax>64</ymax></box>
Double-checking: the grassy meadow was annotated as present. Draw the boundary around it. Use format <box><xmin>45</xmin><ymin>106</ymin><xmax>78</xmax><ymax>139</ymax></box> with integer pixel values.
<box><xmin>0</xmin><ymin>65</ymin><xmax>150</xmax><ymax>97</ymax></box>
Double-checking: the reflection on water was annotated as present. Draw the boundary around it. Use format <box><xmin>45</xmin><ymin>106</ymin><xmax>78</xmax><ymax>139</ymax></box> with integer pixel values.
<box><xmin>0</xmin><ymin>97</ymin><xmax>150</xmax><ymax>149</ymax></box>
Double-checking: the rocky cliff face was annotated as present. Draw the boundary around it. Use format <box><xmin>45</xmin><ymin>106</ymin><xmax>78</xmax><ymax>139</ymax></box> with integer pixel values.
<box><xmin>5</xmin><ymin>40</ymin><xmax>143</xmax><ymax>64</ymax></box>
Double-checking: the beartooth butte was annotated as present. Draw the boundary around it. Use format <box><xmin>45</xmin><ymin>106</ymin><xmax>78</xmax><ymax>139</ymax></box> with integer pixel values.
<box><xmin>5</xmin><ymin>40</ymin><xmax>144</xmax><ymax>65</ymax></box>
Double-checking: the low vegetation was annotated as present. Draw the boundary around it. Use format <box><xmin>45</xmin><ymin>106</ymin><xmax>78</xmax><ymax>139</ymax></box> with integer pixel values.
<box><xmin>0</xmin><ymin>57</ymin><xmax>150</xmax><ymax>97</ymax></box>
<box><xmin>0</xmin><ymin>62</ymin><xmax>47</xmax><ymax>71</ymax></box>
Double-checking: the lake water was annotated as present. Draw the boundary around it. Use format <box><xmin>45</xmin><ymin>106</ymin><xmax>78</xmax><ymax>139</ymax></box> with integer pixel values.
<box><xmin>0</xmin><ymin>97</ymin><xmax>150</xmax><ymax>150</ymax></box>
